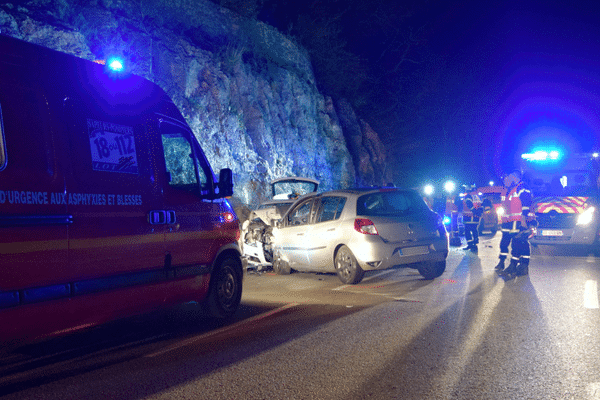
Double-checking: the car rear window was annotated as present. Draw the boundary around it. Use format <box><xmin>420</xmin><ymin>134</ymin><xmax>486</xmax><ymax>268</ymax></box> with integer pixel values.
<box><xmin>357</xmin><ymin>191</ymin><xmax>429</xmax><ymax>216</ymax></box>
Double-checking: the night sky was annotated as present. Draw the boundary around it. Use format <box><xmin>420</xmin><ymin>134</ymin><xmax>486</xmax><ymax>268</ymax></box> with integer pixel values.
<box><xmin>256</xmin><ymin>0</ymin><xmax>600</xmax><ymax>188</ymax></box>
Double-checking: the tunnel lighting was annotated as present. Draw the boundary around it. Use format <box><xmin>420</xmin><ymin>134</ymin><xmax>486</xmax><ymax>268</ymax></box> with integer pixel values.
<box><xmin>444</xmin><ymin>180</ymin><xmax>455</xmax><ymax>193</ymax></box>
<box><xmin>489</xmin><ymin>181</ymin><xmax>494</xmax><ymax>186</ymax></box>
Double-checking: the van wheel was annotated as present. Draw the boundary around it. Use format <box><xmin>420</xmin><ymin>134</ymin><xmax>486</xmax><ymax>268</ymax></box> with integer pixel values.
<box><xmin>204</xmin><ymin>255</ymin><xmax>243</xmax><ymax>319</ymax></box>
<box><xmin>335</xmin><ymin>245</ymin><xmax>365</xmax><ymax>284</ymax></box>
<box><xmin>417</xmin><ymin>260</ymin><xmax>446</xmax><ymax>280</ymax></box>
<box><xmin>273</xmin><ymin>255</ymin><xmax>291</xmax><ymax>275</ymax></box>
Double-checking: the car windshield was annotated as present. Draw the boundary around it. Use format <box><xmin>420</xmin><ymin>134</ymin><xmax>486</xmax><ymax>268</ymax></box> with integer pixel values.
<box><xmin>357</xmin><ymin>190</ymin><xmax>429</xmax><ymax>216</ymax></box>
<box><xmin>272</xmin><ymin>180</ymin><xmax>318</xmax><ymax>200</ymax></box>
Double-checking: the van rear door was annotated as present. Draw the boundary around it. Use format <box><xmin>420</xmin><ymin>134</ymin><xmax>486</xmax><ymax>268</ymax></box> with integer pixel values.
<box><xmin>0</xmin><ymin>78</ymin><xmax>69</xmax><ymax>302</ymax></box>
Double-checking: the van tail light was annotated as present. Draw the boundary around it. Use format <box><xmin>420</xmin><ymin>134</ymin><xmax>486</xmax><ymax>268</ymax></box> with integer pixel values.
<box><xmin>222</xmin><ymin>211</ymin><xmax>235</xmax><ymax>222</ymax></box>
<box><xmin>354</xmin><ymin>218</ymin><xmax>378</xmax><ymax>235</ymax></box>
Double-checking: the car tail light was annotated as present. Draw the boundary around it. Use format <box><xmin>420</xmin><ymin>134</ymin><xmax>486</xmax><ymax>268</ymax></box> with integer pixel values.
<box><xmin>354</xmin><ymin>218</ymin><xmax>378</xmax><ymax>235</ymax></box>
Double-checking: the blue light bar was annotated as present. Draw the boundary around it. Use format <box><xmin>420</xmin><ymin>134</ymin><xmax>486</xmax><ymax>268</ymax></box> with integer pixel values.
<box><xmin>521</xmin><ymin>150</ymin><xmax>562</xmax><ymax>162</ymax></box>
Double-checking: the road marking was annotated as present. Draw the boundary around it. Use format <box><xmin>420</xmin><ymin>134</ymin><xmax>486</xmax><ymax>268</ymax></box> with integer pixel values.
<box><xmin>584</xmin><ymin>280</ymin><xmax>599</xmax><ymax>309</ymax></box>
<box><xmin>145</xmin><ymin>302</ymin><xmax>299</xmax><ymax>357</ymax></box>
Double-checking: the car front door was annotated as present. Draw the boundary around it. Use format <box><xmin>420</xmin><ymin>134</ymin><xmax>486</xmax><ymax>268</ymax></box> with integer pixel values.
<box><xmin>276</xmin><ymin>198</ymin><xmax>316</xmax><ymax>270</ymax></box>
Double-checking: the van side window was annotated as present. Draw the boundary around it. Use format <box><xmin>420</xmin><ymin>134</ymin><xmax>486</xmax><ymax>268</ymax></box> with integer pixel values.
<box><xmin>161</xmin><ymin>134</ymin><xmax>198</xmax><ymax>189</ymax></box>
<box><xmin>159</xmin><ymin>121</ymin><xmax>210</xmax><ymax>193</ymax></box>
<box><xmin>0</xmin><ymin>104</ymin><xmax>5</xmax><ymax>171</ymax></box>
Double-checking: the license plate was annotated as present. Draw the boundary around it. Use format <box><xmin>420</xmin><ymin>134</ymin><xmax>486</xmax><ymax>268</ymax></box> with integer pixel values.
<box><xmin>401</xmin><ymin>246</ymin><xmax>429</xmax><ymax>256</ymax></box>
<box><xmin>542</xmin><ymin>230</ymin><xmax>563</xmax><ymax>236</ymax></box>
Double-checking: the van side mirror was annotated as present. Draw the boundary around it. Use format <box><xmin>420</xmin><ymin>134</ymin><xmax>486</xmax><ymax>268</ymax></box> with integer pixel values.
<box><xmin>218</xmin><ymin>168</ymin><xmax>234</xmax><ymax>197</ymax></box>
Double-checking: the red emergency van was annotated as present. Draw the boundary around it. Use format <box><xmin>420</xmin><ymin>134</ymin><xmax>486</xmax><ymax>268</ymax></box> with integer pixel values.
<box><xmin>0</xmin><ymin>35</ymin><xmax>243</xmax><ymax>346</ymax></box>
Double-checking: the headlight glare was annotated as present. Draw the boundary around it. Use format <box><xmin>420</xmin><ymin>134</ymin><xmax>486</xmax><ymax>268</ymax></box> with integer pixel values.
<box><xmin>577</xmin><ymin>206</ymin><xmax>595</xmax><ymax>226</ymax></box>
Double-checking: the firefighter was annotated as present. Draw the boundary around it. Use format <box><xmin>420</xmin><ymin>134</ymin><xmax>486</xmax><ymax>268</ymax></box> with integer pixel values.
<box><xmin>495</xmin><ymin>170</ymin><xmax>535</xmax><ymax>279</ymax></box>
<box><xmin>462</xmin><ymin>186</ymin><xmax>482</xmax><ymax>252</ymax></box>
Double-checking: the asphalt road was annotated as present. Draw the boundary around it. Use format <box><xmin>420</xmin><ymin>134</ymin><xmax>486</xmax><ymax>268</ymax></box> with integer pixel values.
<box><xmin>1</xmin><ymin>234</ymin><xmax>600</xmax><ymax>399</ymax></box>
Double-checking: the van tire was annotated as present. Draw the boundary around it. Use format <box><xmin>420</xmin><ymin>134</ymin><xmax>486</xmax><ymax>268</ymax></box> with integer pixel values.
<box><xmin>335</xmin><ymin>245</ymin><xmax>365</xmax><ymax>284</ymax></box>
<box><xmin>417</xmin><ymin>260</ymin><xmax>446</xmax><ymax>280</ymax></box>
<box><xmin>205</xmin><ymin>255</ymin><xmax>243</xmax><ymax>319</ymax></box>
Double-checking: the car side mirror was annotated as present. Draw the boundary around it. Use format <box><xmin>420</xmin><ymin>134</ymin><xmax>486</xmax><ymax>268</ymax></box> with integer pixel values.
<box><xmin>217</xmin><ymin>168</ymin><xmax>233</xmax><ymax>198</ymax></box>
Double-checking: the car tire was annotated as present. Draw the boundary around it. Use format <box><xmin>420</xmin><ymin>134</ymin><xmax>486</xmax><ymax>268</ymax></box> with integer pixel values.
<box><xmin>272</xmin><ymin>254</ymin><xmax>292</xmax><ymax>275</ymax></box>
<box><xmin>417</xmin><ymin>260</ymin><xmax>446</xmax><ymax>280</ymax></box>
<box><xmin>334</xmin><ymin>245</ymin><xmax>365</xmax><ymax>284</ymax></box>
<box><xmin>203</xmin><ymin>254</ymin><xmax>243</xmax><ymax>319</ymax></box>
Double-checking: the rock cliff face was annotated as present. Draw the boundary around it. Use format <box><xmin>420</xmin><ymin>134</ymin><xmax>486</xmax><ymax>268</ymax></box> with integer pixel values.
<box><xmin>0</xmin><ymin>0</ymin><xmax>390</xmax><ymax>209</ymax></box>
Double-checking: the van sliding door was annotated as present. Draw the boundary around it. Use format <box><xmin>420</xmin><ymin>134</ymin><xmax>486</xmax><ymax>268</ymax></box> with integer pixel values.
<box><xmin>64</xmin><ymin>101</ymin><xmax>166</xmax><ymax>283</ymax></box>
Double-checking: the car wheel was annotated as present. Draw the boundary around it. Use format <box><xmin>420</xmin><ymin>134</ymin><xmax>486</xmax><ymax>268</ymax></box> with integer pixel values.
<box><xmin>417</xmin><ymin>260</ymin><xmax>446</xmax><ymax>280</ymax></box>
<box><xmin>204</xmin><ymin>255</ymin><xmax>243</xmax><ymax>319</ymax></box>
<box><xmin>272</xmin><ymin>254</ymin><xmax>292</xmax><ymax>275</ymax></box>
<box><xmin>334</xmin><ymin>245</ymin><xmax>365</xmax><ymax>284</ymax></box>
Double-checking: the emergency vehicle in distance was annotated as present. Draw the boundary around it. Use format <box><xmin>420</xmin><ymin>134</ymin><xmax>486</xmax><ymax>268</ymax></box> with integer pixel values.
<box><xmin>521</xmin><ymin>149</ymin><xmax>600</xmax><ymax>251</ymax></box>
<box><xmin>0</xmin><ymin>35</ymin><xmax>243</xmax><ymax>346</ymax></box>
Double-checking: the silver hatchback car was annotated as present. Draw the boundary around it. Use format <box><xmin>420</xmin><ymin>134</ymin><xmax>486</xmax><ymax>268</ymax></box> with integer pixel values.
<box><xmin>272</xmin><ymin>188</ymin><xmax>449</xmax><ymax>284</ymax></box>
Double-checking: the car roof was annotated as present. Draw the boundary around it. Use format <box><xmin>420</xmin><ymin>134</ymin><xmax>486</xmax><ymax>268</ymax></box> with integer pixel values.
<box><xmin>270</xmin><ymin>177</ymin><xmax>320</xmax><ymax>185</ymax></box>
<box><xmin>302</xmin><ymin>187</ymin><xmax>415</xmax><ymax>199</ymax></box>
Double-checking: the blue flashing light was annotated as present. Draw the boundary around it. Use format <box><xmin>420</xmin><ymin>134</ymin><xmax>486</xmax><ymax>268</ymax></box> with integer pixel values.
<box><xmin>443</xmin><ymin>215</ymin><xmax>451</xmax><ymax>225</ymax></box>
<box><xmin>521</xmin><ymin>149</ymin><xmax>562</xmax><ymax>162</ymax></box>
<box><xmin>107</xmin><ymin>57</ymin><xmax>124</xmax><ymax>72</ymax></box>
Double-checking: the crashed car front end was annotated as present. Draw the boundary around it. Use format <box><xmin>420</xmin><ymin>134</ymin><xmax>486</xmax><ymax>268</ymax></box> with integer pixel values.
<box><xmin>241</xmin><ymin>177</ymin><xmax>319</xmax><ymax>270</ymax></box>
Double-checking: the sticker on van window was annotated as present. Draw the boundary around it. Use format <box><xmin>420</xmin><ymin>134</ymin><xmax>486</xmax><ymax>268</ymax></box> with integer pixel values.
<box><xmin>88</xmin><ymin>119</ymin><xmax>138</xmax><ymax>174</ymax></box>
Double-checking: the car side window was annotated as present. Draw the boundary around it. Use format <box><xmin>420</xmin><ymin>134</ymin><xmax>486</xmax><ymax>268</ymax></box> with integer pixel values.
<box><xmin>316</xmin><ymin>196</ymin><xmax>346</xmax><ymax>223</ymax></box>
<box><xmin>286</xmin><ymin>199</ymin><xmax>314</xmax><ymax>226</ymax></box>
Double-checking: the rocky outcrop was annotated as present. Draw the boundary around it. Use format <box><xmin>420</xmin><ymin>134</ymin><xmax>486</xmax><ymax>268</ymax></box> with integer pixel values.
<box><xmin>0</xmin><ymin>0</ymin><xmax>390</xmax><ymax>209</ymax></box>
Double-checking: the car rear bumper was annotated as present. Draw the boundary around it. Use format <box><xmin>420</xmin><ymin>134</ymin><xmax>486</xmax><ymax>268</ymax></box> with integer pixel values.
<box><xmin>351</xmin><ymin>237</ymin><xmax>448</xmax><ymax>271</ymax></box>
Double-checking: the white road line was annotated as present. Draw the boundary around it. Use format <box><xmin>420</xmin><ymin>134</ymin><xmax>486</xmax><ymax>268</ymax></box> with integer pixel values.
<box><xmin>584</xmin><ymin>280</ymin><xmax>599</xmax><ymax>309</ymax></box>
<box><xmin>145</xmin><ymin>302</ymin><xmax>299</xmax><ymax>357</ymax></box>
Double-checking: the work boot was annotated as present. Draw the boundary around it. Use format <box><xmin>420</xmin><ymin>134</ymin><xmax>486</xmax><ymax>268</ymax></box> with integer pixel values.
<box><xmin>515</xmin><ymin>264</ymin><xmax>529</xmax><ymax>276</ymax></box>
<box><xmin>500</xmin><ymin>260</ymin><xmax>519</xmax><ymax>280</ymax></box>
<box><xmin>494</xmin><ymin>260</ymin><xmax>505</xmax><ymax>272</ymax></box>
